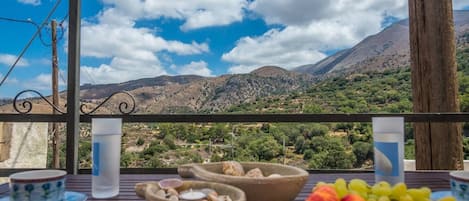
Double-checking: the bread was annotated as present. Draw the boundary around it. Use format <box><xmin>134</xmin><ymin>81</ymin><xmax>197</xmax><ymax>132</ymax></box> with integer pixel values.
<box><xmin>222</xmin><ymin>161</ymin><xmax>245</xmax><ymax>176</ymax></box>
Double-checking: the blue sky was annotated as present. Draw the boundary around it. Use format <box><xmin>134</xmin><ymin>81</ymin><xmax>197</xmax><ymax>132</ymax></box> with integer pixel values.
<box><xmin>0</xmin><ymin>0</ymin><xmax>468</xmax><ymax>98</ymax></box>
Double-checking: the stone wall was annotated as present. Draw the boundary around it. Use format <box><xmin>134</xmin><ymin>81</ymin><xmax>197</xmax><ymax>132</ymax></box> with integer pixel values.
<box><xmin>0</xmin><ymin>122</ymin><xmax>48</xmax><ymax>168</ymax></box>
<box><xmin>0</xmin><ymin>122</ymin><xmax>12</xmax><ymax>161</ymax></box>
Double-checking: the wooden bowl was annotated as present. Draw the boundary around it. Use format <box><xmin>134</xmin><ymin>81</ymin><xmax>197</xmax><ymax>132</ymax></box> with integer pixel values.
<box><xmin>135</xmin><ymin>180</ymin><xmax>246</xmax><ymax>201</ymax></box>
<box><xmin>178</xmin><ymin>162</ymin><xmax>308</xmax><ymax>201</ymax></box>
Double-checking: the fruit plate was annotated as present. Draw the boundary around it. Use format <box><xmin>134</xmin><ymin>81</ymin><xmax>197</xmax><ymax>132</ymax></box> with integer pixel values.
<box><xmin>431</xmin><ymin>191</ymin><xmax>452</xmax><ymax>201</ymax></box>
<box><xmin>0</xmin><ymin>191</ymin><xmax>87</xmax><ymax>201</ymax></box>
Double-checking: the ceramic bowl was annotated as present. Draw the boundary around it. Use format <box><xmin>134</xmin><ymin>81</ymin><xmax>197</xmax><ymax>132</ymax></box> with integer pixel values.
<box><xmin>450</xmin><ymin>171</ymin><xmax>469</xmax><ymax>201</ymax></box>
<box><xmin>9</xmin><ymin>169</ymin><xmax>67</xmax><ymax>201</ymax></box>
<box><xmin>135</xmin><ymin>180</ymin><xmax>246</xmax><ymax>201</ymax></box>
<box><xmin>178</xmin><ymin>162</ymin><xmax>309</xmax><ymax>201</ymax></box>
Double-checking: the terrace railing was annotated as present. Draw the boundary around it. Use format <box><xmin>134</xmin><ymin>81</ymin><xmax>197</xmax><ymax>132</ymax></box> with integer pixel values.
<box><xmin>1</xmin><ymin>88</ymin><xmax>469</xmax><ymax>176</ymax></box>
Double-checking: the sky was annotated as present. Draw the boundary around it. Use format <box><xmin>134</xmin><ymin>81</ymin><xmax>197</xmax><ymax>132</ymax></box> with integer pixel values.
<box><xmin>0</xmin><ymin>0</ymin><xmax>468</xmax><ymax>98</ymax></box>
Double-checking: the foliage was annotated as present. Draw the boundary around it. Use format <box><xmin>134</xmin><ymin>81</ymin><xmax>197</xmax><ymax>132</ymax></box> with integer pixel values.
<box><xmin>136</xmin><ymin>137</ymin><xmax>145</xmax><ymax>146</ymax></box>
<box><xmin>294</xmin><ymin>135</ymin><xmax>306</xmax><ymax>154</ymax></box>
<box><xmin>246</xmin><ymin>135</ymin><xmax>282</xmax><ymax>161</ymax></box>
<box><xmin>163</xmin><ymin>134</ymin><xmax>177</xmax><ymax>149</ymax></box>
<box><xmin>352</xmin><ymin>141</ymin><xmax>373</xmax><ymax>166</ymax></box>
<box><xmin>306</xmin><ymin>136</ymin><xmax>356</xmax><ymax>169</ymax></box>
<box><xmin>405</xmin><ymin>139</ymin><xmax>415</xmax><ymax>159</ymax></box>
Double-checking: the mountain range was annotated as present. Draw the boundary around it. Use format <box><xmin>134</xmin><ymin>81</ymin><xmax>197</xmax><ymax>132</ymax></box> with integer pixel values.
<box><xmin>2</xmin><ymin>11</ymin><xmax>469</xmax><ymax>114</ymax></box>
<box><xmin>1</xmin><ymin>66</ymin><xmax>315</xmax><ymax>113</ymax></box>
<box><xmin>294</xmin><ymin>10</ymin><xmax>469</xmax><ymax>75</ymax></box>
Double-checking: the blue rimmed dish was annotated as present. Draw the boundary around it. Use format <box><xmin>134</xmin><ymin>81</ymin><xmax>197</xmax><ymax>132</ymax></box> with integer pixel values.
<box><xmin>0</xmin><ymin>191</ymin><xmax>87</xmax><ymax>201</ymax></box>
<box><xmin>8</xmin><ymin>170</ymin><xmax>67</xmax><ymax>201</ymax></box>
<box><xmin>450</xmin><ymin>171</ymin><xmax>469</xmax><ymax>201</ymax></box>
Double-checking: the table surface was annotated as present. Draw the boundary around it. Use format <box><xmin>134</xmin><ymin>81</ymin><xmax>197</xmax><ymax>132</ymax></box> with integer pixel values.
<box><xmin>0</xmin><ymin>171</ymin><xmax>451</xmax><ymax>201</ymax></box>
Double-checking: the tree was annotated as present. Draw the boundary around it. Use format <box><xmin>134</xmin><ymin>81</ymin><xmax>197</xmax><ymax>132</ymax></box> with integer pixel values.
<box><xmin>303</xmin><ymin>149</ymin><xmax>313</xmax><ymax>160</ymax></box>
<box><xmin>306</xmin><ymin>136</ymin><xmax>356</xmax><ymax>169</ymax></box>
<box><xmin>307</xmin><ymin>124</ymin><xmax>329</xmax><ymax>138</ymax></box>
<box><xmin>352</xmin><ymin>141</ymin><xmax>373</xmax><ymax>167</ymax></box>
<box><xmin>246</xmin><ymin>135</ymin><xmax>282</xmax><ymax>161</ymax></box>
<box><xmin>294</xmin><ymin>136</ymin><xmax>306</xmax><ymax>154</ymax></box>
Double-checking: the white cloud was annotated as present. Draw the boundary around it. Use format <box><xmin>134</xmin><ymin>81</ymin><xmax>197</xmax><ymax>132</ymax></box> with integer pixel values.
<box><xmin>80</xmin><ymin>58</ymin><xmax>167</xmax><ymax>84</ymax></box>
<box><xmin>32</xmin><ymin>58</ymin><xmax>51</xmax><ymax>66</ymax></box>
<box><xmin>454</xmin><ymin>0</ymin><xmax>469</xmax><ymax>10</ymax></box>
<box><xmin>223</xmin><ymin>27</ymin><xmax>329</xmax><ymax>73</ymax></box>
<box><xmin>223</xmin><ymin>0</ymin><xmax>409</xmax><ymax>73</ymax></box>
<box><xmin>26</xmin><ymin>73</ymin><xmax>66</xmax><ymax>90</ymax></box>
<box><xmin>0</xmin><ymin>54</ymin><xmax>29</xmax><ymax>67</ymax></box>
<box><xmin>17</xmin><ymin>0</ymin><xmax>40</xmax><ymax>6</ymax></box>
<box><xmin>249</xmin><ymin>0</ymin><xmax>408</xmax><ymax>26</ymax></box>
<box><xmin>174</xmin><ymin>61</ymin><xmax>213</xmax><ymax>77</ymax></box>
<box><xmin>32</xmin><ymin>74</ymin><xmax>52</xmax><ymax>90</ymax></box>
<box><xmin>82</xmin><ymin>23</ymin><xmax>208</xmax><ymax>59</ymax></box>
<box><xmin>6</xmin><ymin>77</ymin><xmax>19</xmax><ymax>85</ymax></box>
<box><xmin>79</xmin><ymin>2</ymin><xmax>212</xmax><ymax>84</ymax></box>
<box><xmin>100</xmin><ymin>0</ymin><xmax>248</xmax><ymax>31</ymax></box>
<box><xmin>0</xmin><ymin>73</ymin><xmax>16</xmax><ymax>85</ymax></box>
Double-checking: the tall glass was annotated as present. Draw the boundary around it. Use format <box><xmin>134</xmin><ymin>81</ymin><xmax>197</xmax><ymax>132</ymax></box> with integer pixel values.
<box><xmin>372</xmin><ymin>117</ymin><xmax>404</xmax><ymax>185</ymax></box>
<box><xmin>91</xmin><ymin>118</ymin><xmax>122</xmax><ymax>198</ymax></box>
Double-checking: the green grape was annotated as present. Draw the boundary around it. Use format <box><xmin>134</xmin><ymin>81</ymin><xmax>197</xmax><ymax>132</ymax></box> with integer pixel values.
<box><xmin>371</xmin><ymin>184</ymin><xmax>392</xmax><ymax>196</ymax></box>
<box><xmin>359</xmin><ymin>192</ymin><xmax>369</xmax><ymax>200</ymax></box>
<box><xmin>407</xmin><ymin>189</ymin><xmax>427</xmax><ymax>201</ymax></box>
<box><xmin>349</xmin><ymin>179</ymin><xmax>370</xmax><ymax>194</ymax></box>
<box><xmin>335</xmin><ymin>178</ymin><xmax>348</xmax><ymax>198</ymax></box>
<box><xmin>335</xmin><ymin>178</ymin><xmax>347</xmax><ymax>187</ymax></box>
<box><xmin>391</xmin><ymin>182</ymin><xmax>408</xmax><ymax>198</ymax></box>
<box><xmin>336</xmin><ymin>184</ymin><xmax>349</xmax><ymax>198</ymax></box>
<box><xmin>314</xmin><ymin>181</ymin><xmax>328</xmax><ymax>190</ymax></box>
<box><xmin>377</xmin><ymin>196</ymin><xmax>390</xmax><ymax>201</ymax></box>
<box><xmin>399</xmin><ymin>194</ymin><xmax>414</xmax><ymax>201</ymax></box>
<box><xmin>377</xmin><ymin>181</ymin><xmax>391</xmax><ymax>188</ymax></box>
<box><xmin>420</xmin><ymin>187</ymin><xmax>431</xmax><ymax>198</ymax></box>
<box><xmin>368</xmin><ymin>194</ymin><xmax>378</xmax><ymax>200</ymax></box>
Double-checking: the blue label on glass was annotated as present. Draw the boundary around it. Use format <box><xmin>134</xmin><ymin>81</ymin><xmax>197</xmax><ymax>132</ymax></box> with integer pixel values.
<box><xmin>374</xmin><ymin>142</ymin><xmax>399</xmax><ymax>176</ymax></box>
<box><xmin>92</xmin><ymin>142</ymin><xmax>100</xmax><ymax>176</ymax></box>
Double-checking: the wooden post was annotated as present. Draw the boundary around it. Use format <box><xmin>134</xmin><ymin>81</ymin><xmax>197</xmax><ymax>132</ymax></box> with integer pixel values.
<box><xmin>51</xmin><ymin>20</ymin><xmax>60</xmax><ymax>168</ymax></box>
<box><xmin>408</xmin><ymin>0</ymin><xmax>463</xmax><ymax>169</ymax></box>
<box><xmin>66</xmin><ymin>0</ymin><xmax>81</xmax><ymax>174</ymax></box>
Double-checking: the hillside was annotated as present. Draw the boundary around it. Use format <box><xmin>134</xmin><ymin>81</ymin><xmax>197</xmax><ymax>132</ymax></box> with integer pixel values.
<box><xmin>80</xmin><ymin>75</ymin><xmax>205</xmax><ymax>99</ymax></box>
<box><xmin>294</xmin><ymin>10</ymin><xmax>469</xmax><ymax>75</ymax></box>
<box><xmin>1</xmin><ymin>66</ymin><xmax>315</xmax><ymax>114</ymax></box>
<box><xmin>233</xmin><ymin>47</ymin><xmax>469</xmax><ymax>115</ymax></box>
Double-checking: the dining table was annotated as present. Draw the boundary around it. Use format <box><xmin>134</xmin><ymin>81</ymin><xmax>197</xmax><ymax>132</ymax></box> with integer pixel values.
<box><xmin>0</xmin><ymin>171</ymin><xmax>452</xmax><ymax>201</ymax></box>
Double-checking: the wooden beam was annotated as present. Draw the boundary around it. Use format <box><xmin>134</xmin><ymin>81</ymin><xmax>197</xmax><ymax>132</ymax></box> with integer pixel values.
<box><xmin>66</xmin><ymin>0</ymin><xmax>81</xmax><ymax>175</ymax></box>
<box><xmin>51</xmin><ymin>20</ymin><xmax>60</xmax><ymax>169</ymax></box>
<box><xmin>408</xmin><ymin>0</ymin><xmax>463</xmax><ymax>169</ymax></box>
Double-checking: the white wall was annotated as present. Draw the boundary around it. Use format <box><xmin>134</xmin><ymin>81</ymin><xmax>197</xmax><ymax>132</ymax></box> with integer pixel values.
<box><xmin>0</xmin><ymin>122</ymin><xmax>48</xmax><ymax>168</ymax></box>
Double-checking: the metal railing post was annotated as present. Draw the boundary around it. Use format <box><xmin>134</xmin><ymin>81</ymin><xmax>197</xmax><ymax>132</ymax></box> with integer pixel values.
<box><xmin>66</xmin><ymin>0</ymin><xmax>81</xmax><ymax>175</ymax></box>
